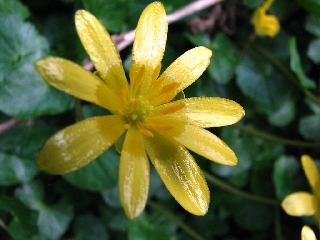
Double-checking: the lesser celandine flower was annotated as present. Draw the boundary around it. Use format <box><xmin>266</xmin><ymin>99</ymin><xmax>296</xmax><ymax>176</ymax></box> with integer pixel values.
<box><xmin>252</xmin><ymin>0</ymin><xmax>280</xmax><ymax>37</ymax></box>
<box><xmin>302</xmin><ymin>226</ymin><xmax>317</xmax><ymax>240</ymax></box>
<box><xmin>35</xmin><ymin>2</ymin><xmax>244</xmax><ymax>219</ymax></box>
<box><xmin>282</xmin><ymin>155</ymin><xmax>320</xmax><ymax>223</ymax></box>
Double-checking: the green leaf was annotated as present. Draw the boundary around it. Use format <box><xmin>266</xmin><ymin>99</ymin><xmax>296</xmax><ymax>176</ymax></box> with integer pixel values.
<box><xmin>185</xmin><ymin>32</ymin><xmax>211</xmax><ymax>47</ymax></box>
<box><xmin>128</xmin><ymin>212</ymin><xmax>176</xmax><ymax>240</ymax></box>
<box><xmin>242</xmin><ymin>0</ymin><xmax>264</xmax><ymax>8</ymax></box>
<box><xmin>63</xmin><ymin>147</ymin><xmax>119</xmax><ymax>191</ymax></box>
<box><xmin>307</xmin><ymin>38</ymin><xmax>320</xmax><ymax>63</ymax></box>
<box><xmin>0</xmin><ymin>152</ymin><xmax>39</xmax><ymax>186</ymax></box>
<box><xmin>236</xmin><ymin>54</ymin><xmax>296</xmax><ymax>126</ymax></box>
<box><xmin>74</xmin><ymin>213</ymin><xmax>109</xmax><ymax>240</ymax></box>
<box><xmin>267</xmin><ymin>94</ymin><xmax>296</xmax><ymax>126</ymax></box>
<box><xmin>0</xmin><ymin>0</ymin><xmax>30</xmax><ymax>20</ymax></box>
<box><xmin>101</xmin><ymin>186</ymin><xmax>122</xmax><ymax>208</ymax></box>
<box><xmin>211</xmin><ymin>127</ymin><xmax>257</xmax><ymax>187</ymax></box>
<box><xmin>297</xmin><ymin>0</ymin><xmax>320</xmax><ymax>17</ymax></box>
<box><xmin>234</xmin><ymin>200</ymin><xmax>273</xmax><ymax>231</ymax></box>
<box><xmin>37</xmin><ymin>201</ymin><xmax>73</xmax><ymax>240</ymax></box>
<box><xmin>15</xmin><ymin>181</ymin><xmax>44</xmax><ymax>210</ymax></box>
<box><xmin>82</xmin><ymin>0</ymin><xmax>143</xmax><ymax>32</ymax></box>
<box><xmin>305</xmin><ymin>14</ymin><xmax>320</xmax><ymax>36</ymax></box>
<box><xmin>208</xmin><ymin>32</ymin><xmax>241</xmax><ymax>84</ymax></box>
<box><xmin>0</xmin><ymin>195</ymin><xmax>38</xmax><ymax>240</ymax></box>
<box><xmin>251</xmin><ymin>142</ymin><xmax>284</xmax><ymax>197</ymax></box>
<box><xmin>289</xmin><ymin>37</ymin><xmax>316</xmax><ymax>89</ymax></box>
<box><xmin>100</xmin><ymin>204</ymin><xmax>127</xmax><ymax>232</ymax></box>
<box><xmin>15</xmin><ymin>181</ymin><xmax>74</xmax><ymax>240</ymax></box>
<box><xmin>0</xmin><ymin>14</ymin><xmax>73</xmax><ymax>118</ymax></box>
<box><xmin>299</xmin><ymin>114</ymin><xmax>320</xmax><ymax>141</ymax></box>
<box><xmin>272</xmin><ymin>155</ymin><xmax>305</xmax><ymax>199</ymax></box>
<box><xmin>0</xmin><ymin>121</ymin><xmax>52</xmax><ymax>186</ymax></box>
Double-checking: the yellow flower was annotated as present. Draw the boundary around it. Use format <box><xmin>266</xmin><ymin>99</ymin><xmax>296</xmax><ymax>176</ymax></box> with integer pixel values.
<box><xmin>252</xmin><ymin>0</ymin><xmax>280</xmax><ymax>37</ymax></box>
<box><xmin>302</xmin><ymin>226</ymin><xmax>317</xmax><ymax>240</ymax></box>
<box><xmin>282</xmin><ymin>155</ymin><xmax>320</xmax><ymax>222</ymax></box>
<box><xmin>35</xmin><ymin>2</ymin><xmax>245</xmax><ymax>219</ymax></box>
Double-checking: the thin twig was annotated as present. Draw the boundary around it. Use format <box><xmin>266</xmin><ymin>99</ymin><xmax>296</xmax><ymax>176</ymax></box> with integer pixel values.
<box><xmin>84</xmin><ymin>0</ymin><xmax>222</xmax><ymax>71</ymax></box>
<box><xmin>0</xmin><ymin>118</ymin><xmax>21</xmax><ymax>134</ymax></box>
<box><xmin>234</xmin><ymin>124</ymin><xmax>320</xmax><ymax>149</ymax></box>
<box><xmin>114</xmin><ymin>0</ymin><xmax>222</xmax><ymax>51</ymax></box>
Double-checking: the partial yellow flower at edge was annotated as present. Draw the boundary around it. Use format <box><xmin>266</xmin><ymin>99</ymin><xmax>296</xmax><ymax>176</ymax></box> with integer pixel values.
<box><xmin>252</xmin><ymin>0</ymin><xmax>280</xmax><ymax>37</ymax></box>
<box><xmin>281</xmin><ymin>155</ymin><xmax>320</xmax><ymax>223</ymax></box>
<box><xmin>35</xmin><ymin>2</ymin><xmax>245</xmax><ymax>219</ymax></box>
<box><xmin>302</xmin><ymin>226</ymin><xmax>317</xmax><ymax>240</ymax></box>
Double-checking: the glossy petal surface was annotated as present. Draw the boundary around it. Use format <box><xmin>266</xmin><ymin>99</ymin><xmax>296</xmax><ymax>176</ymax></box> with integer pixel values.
<box><xmin>35</xmin><ymin>57</ymin><xmax>121</xmax><ymax>111</ymax></box>
<box><xmin>151</xmin><ymin>119</ymin><xmax>237</xmax><ymax>165</ymax></box>
<box><xmin>144</xmin><ymin>132</ymin><xmax>209</xmax><ymax>215</ymax></box>
<box><xmin>302</xmin><ymin>226</ymin><xmax>317</xmax><ymax>240</ymax></box>
<box><xmin>281</xmin><ymin>192</ymin><xmax>318</xmax><ymax>216</ymax></box>
<box><xmin>38</xmin><ymin>116</ymin><xmax>125</xmax><ymax>174</ymax></box>
<box><xmin>301</xmin><ymin>155</ymin><xmax>319</xmax><ymax>191</ymax></box>
<box><xmin>132</xmin><ymin>2</ymin><xmax>167</xmax><ymax>93</ymax></box>
<box><xmin>119</xmin><ymin>126</ymin><xmax>150</xmax><ymax>219</ymax></box>
<box><xmin>152</xmin><ymin>97</ymin><xmax>245</xmax><ymax>127</ymax></box>
<box><xmin>75</xmin><ymin>10</ymin><xmax>127</xmax><ymax>95</ymax></box>
<box><xmin>154</xmin><ymin>47</ymin><xmax>211</xmax><ymax>100</ymax></box>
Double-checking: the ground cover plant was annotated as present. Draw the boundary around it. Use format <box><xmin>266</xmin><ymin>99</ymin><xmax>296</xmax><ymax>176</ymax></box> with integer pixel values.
<box><xmin>1</xmin><ymin>0</ymin><xmax>320</xmax><ymax>239</ymax></box>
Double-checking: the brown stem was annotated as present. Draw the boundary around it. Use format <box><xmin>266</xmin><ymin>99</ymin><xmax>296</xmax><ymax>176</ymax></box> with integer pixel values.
<box><xmin>0</xmin><ymin>118</ymin><xmax>21</xmax><ymax>134</ymax></box>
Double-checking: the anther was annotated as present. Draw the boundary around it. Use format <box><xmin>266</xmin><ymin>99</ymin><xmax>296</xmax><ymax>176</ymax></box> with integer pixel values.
<box><xmin>139</xmin><ymin>128</ymin><xmax>154</xmax><ymax>138</ymax></box>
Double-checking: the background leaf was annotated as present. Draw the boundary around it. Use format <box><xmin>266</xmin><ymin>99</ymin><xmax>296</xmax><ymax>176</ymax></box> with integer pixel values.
<box><xmin>63</xmin><ymin>147</ymin><xmax>119</xmax><ymax>191</ymax></box>
<box><xmin>0</xmin><ymin>14</ymin><xmax>73</xmax><ymax>119</ymax></box>
<box><xmin>0</xmin><ymin>0</ymin><xmax>30</xmax><ymax>20</ymax></box>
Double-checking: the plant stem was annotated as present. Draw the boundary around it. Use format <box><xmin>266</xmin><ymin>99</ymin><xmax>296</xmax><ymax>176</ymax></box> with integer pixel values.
<box><xmin>234</xmin><ymin>124</ymin><xmax>320</xmax><ymax>148</ymax></box>
<box><xmin>202</xmin><ymin>170</ymin><xmax>280</xmax><ymax>206</ymax></box>
<box><xmin>147</xmin><ymin>200</ymin><xmax>205</xmax><ymax>240</ymax></box>
<box><xmin>252</xmin><ymin>44</ymin><xmax>320</xmax><ymax>106</ymax></box>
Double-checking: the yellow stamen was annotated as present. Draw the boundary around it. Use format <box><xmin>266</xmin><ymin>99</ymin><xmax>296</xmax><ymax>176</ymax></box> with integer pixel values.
<box><xmin>139</xmin><ymin>128</ymin><xmax>154</xmax><ymax>138</ymax></box>
<box><xmin>131</xmin><ymin>100</ymin><xmax>139</xmax><ymax>112</ymax></box>
<box><xmin>152</xmin><ymin>63</ymin><xmax>162</xmax><ymax>82</ymax></box>
<box><xmin>149</xmin><ymin>92</ymin><xmax>175</xmax><ymax>106</ymax></box>
<box><xmin>144</xmin><ymin>123</ymin><xmax>173</xmax><ymax>131</ymax></box>
<box><xmin>120</xmin><ymin>81</ymin><xmax>128</xmax><ymax>108</ymax></box>
<box><xmin>160</xmin><ymin>82</ymin><xmax>181</xmax><ymax>95</ymax></box>
<box><xmin>131</xmin><ymin>65</ymin><xmax>145</xmax><ymax>97</ymax></box>
<box><xmin>157</xmin><ymin>103</ymin><xmax>186</xmax><ymax>115</ymax></box>
<box><xmin>145</xmin><ymin>75</ymin><xmax>167</xmax><ymax>100</ymax></box>
<box><xmin>124</xmin><ymin>124</ymin><xmax>130</xmax><ymax>129</ymax></box>
<box><xmin>148</xmin><ymin>82</ymin><xmax>182</xmax><ymax>105</ymax></box>
<box><xmin>129</xmin><ymin>64</ymin><xmax>135</xmax><ymax>85</ymax></box>
<box><xmin>115</xmin><ymin>109</ymin><xmax>125</xmax><ymax>115</ymax></box>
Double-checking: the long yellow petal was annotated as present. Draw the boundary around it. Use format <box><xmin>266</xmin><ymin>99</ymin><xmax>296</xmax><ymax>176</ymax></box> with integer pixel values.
<box><xmin>281</xmin><ymin>192</ymin><xmax>318</xmax><ymax>216</ymax></box>
<box><xmin>38</xmin><ymin>115</ymin><xmax>125</xmax><ymax>174</ymax></box>
<box><xmin>144</xmin><ymin>132</ymin><xmax>209</xmax><ymax>215</ymax></box>
<box><xmin>150</xmin><ymin>119</ymin><xmax>237</xmax><ymax>166</ymax></box>
<box><xmin>151</xmin><ymin>97</ymin><xmax>245</xmax><ymax>127</ymax></box>
<box><xmin>75</xmin><ymin>10</ymin><xmax>127</xmax><ymax>95</ymax></box>
<box><xmin>35</xmin><ymin>57</ymin><xmax>122</xmax><ymax>111</ymax></box>
<box><xmin>301</xmin><ymin>226</ymin><xmax>317</xmax><ymax>240</ymax></box>
<box><xmin>119</xmin><ymin>126</ymin><xmax>150</xmax><ymax>219</ymax></box>
<box><xmin>301</xmin><ymin>155</ymin><xmax>320</xmax><ymax>192</ymax></box>
<box><xmin>132</xmin><ymin>2</ymin><xmax>167</xmax><ymax>94</ymax></box>
<box><xmin>149</xmin><ymin>47</ymin><xmax>211</xmax><ymax>106</ymax></box>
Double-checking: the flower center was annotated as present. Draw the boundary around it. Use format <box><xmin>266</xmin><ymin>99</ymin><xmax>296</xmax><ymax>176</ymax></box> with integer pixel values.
<box><xmin>115</xmin><ymin>63</ymin><xmax>184</xmax><ymax>138</ymax></box>
<box><xmin>126</xmin><ymin>98</ymin><xmax>150</xmax><ymax>122</ymax></box>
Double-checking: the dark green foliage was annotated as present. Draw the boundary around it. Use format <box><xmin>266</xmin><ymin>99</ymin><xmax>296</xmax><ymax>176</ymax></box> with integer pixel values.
<box><xmin>1</xmin><ymin>0</ymin><xmax>320</xmax><ymax>239</ymax></box>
